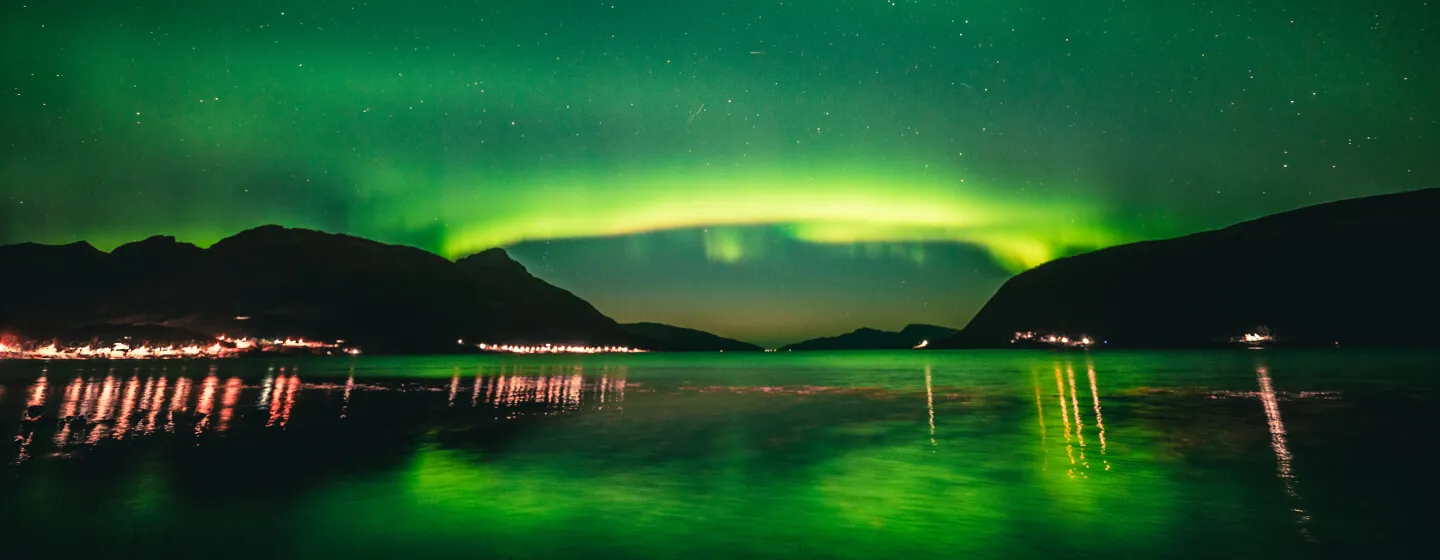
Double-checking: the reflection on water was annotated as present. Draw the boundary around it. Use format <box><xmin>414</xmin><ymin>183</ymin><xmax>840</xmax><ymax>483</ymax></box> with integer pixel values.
<box><xmin>12</xmin><ymin>364</ymin><xmax>628</xmax><ymax>464</ymax></box>
<box><xmin>220</xmin><ymin>376</ymin><xmax>241</xmax><ymax>430</ymax></box>
<box><xmin>1039</xmin><ymin>361</ymin><xmax>1108</xmax><ymax>478</ymax></box>
<box><xmin>2</xmin><ymin>351</ymin><xmax>1434</xmax><ymax>558</ymax></box>
<box><xmin>1256</xmin><ymin>364</ymin><xmax>1315</xmax><ymax>540</ymax></box>
<box><xmin>27</xmin><ymin>373</ymin><xmax>46</xmax><ymax>407</ymax></box>
<box><xmin>1087</xmin><ymin>360</ymin><xmax>1108</xmax><ymax>463</ymax></box>
<box><xmin>924</xmin><ymin>364</ymin><xmax>935</xmax><ymax>448</ymax></box>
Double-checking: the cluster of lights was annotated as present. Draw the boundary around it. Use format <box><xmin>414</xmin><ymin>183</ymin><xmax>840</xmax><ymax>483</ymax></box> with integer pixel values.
<box><xmin>1012</xmin><ymin>331</ymin><xmax>1096</xmax><ymax>348</ymax></box>
<box><xmin>1230</xmin><ymin>326</ymin><xmax>1275</xmax><ymax>347</ymax></box>
<box><xmin>476</xmin><ymin>342</ymin><xmax>646</xmax><ymax>354</ymax></box>
<box><xmin>0</xmin><ymin>336</ymin><xmax>359</xmax><ymax>360</ymax></box>
<box><xmin>0</xmin><ymin>342</ymin><xmax>238</xmax><ymax>360</ymax></box>
<box><xmin>216</xmin><ymin>336</ymin><xmax>339</xmax><ymax>350</ymax></box>
<box><xmin>1234</xmin><ymin>332</ymin><xmax>1274</xmax><ymax>344</ymax></box>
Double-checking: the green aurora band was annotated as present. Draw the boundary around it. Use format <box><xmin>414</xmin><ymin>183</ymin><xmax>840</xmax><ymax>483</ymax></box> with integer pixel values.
<box><xmin>386</xmin><ymin>166</ymin><xmax>1125</xmax><ymax>272</ymax></box>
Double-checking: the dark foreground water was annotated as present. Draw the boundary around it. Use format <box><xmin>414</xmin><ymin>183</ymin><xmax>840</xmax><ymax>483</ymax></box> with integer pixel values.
<box><xmin>1</xmin><ymin>350</ymin><xmax>1435</xmax><ymax>558</ymax></box>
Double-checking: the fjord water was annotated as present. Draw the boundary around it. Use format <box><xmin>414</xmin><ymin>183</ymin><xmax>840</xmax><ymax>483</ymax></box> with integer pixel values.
<box><xmin>1</xmin><ymin>351</ymin><xmax>1434</xmax><ymax>558</ymax></box>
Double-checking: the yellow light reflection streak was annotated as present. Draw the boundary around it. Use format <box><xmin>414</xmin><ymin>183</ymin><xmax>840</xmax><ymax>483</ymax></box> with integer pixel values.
<box><xmin>219</xmin><ymin>377</ymin><xmax>241</xmax><ymax>432</ymax></box>
<box><xmin>87</xmin><ymin>374</ymin><xmax>119</xmax><ymax>442</ymax></box>
<box><xmin>54</xmin><ymin>377</ymin><xmax>83</xmax><ymax>446</ymax></box>
<box><xmin>342</xmin><ymin>369</ymin><xmax>355</xmax><ymax>419</ymax></box>
<box><xmin>114</xmin><ymin>376</ymin><xmax>140</xmax><ymax>439</ymax></box>
<box><xmin>17</xmin><ymin>375</ymin><xmax>48</xmax><ymax>464</ymax></box>
<box><xmin>79</xmin><ymin>376</ymin><xmax>99</xmax><ymax>419</ymax></box>
<box><xmin>167</xmin><ymin>377</ymin><xmax>191</xmax><ymax>433</ymax></box>
<box><xmin>145</xmin><ymin>378</ymin><xmax>166</xmax><ymax>433</ymax></box>
<box><xmin>28</xmin><ymin>376</ymin><xmax>47</xmax><ymax>407</ymax></box>
<box><xmin>1086</xmin><ymin>360</ymin><xmax>1110</xmax><ymax>471</ymax></box>
<box><xmin>169</xmin><ymin>377</ymin><xmax>191</xmax><ymax>413</ymax></box>
<box><xmin>1066</xmin><ymin>365</ymin><xmax>1086</xmax><ymax>448</ymax></box>
<box><xmin>447</xmin><ymin>368</ymin><xmax>460</xmax><ymax>407</ymax></box>
<box><xmin>1054</xmin><ymin>365</ymin><xmax>1075</xmax><ymax>470</ymax></box>
<box><xmin>280</xmin><ymin>374</ymin><xmax>299</xmax><ymax>427</ymax></box>
<box><xmin>1066</xmin><ymin>364</ymin><xmax>1089</xmax><ymax>473</ymax></box>
<box><xmin>924</xmin><ymin>364</ymin><xmax>936</xmax><ymax>449</ymax></box>
<box><xmin>195</xmin><ymin>375</ymin><xmax>218</xmax><ymax>434</ymax></box>
<box><xmin>1256</xmin><ymin>364</ymin><xmax>1314</xmax><ymax>540</ymax></box>
<box><xmin>266</xmin><ymin>376</ymin><xmax>287</xmax><ymax>427</ymax></box>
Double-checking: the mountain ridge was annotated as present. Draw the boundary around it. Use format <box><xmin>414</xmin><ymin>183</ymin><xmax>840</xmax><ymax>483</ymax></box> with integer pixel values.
<box><xmin>780</xmin><ymin>324</ymin><xmax>958</xmax><ymax>351</ymax></box>
<box><xmin>620</xmin><ymin>322</ymin><xmax>763</xmax><ymax>352</ymax></box>
<box><xmin>0</xmin><ymin>226</ymin><xmax>731</xmax><ymax>353</ymax></box>
<box><xmin>935</xmin><ymin>187</ymin><xmax>1440</xmax><ymax>348</ymax></box>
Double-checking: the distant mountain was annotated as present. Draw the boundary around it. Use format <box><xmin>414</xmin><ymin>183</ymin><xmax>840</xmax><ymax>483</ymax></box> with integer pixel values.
<box><xmin>1</xmin><ymin>322</ymin><xmax>218</xmax><ymax>348</ymax></box>
<box><xmin>935</xmin><ymin>188</ymin><xmax>1440</xmax><ymax>349</ymax></box>
<box><xmin>0</xmin><ymin>226</ymin><xmax>642</xmax><ymax>353</ymax></box>
<box><xmin>781</xmin><ymin>324</ymin><xmax>958</xmax><ymax>351</ymax></box>
<box><xmin>620</xmin><ymin>322</ymin><xmax>762</xmax><ymax>352</ymax></box>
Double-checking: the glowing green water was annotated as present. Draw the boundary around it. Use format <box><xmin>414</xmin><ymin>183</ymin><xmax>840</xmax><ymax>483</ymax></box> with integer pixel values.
<box><xmin>1</xmin><ymin>350</ymin><xmax>1434</xmax><ymax>557</ymax></box>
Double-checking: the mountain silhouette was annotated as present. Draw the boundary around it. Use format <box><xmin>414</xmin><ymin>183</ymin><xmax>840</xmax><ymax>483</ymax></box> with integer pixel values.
<box><xmin>781</xmin><ymin>324</ymin><xmax>957</xmax><ymax>351</ymax></box>
<box><xmin>0</xmin><ymin>226</ymin><xmax>725</xmax><ymax>353</ymax></box>
<box><xmin>935</xmin><ymin>187</ymin><xmax>1440</xmax><ymax>348</ymax></box>
<box><xmin>620</xmin><ymin>322</ymin><xmax>762</xmax><ymax>352</ymax></box>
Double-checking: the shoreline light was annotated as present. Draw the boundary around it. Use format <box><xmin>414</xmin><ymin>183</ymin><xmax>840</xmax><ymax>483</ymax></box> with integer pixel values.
<box><xmin>1012</xmin><ymin>331</ymin><xmax>1096</xmax><ymax>348</ymax></box>
<box><xmin>0</xmin><ymin>335</ymin><xmax>359</xmax><ymax>361</ymax></box>
<box><xmin>476</xmin><ymin>342</ymin><xmax>646</xmax><ymax>354</ymax></box>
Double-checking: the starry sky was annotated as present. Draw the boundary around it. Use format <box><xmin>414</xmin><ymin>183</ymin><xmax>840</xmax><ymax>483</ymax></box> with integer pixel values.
<box><xmin>2</xmin><ymin>1</ymin><xmax>1435</xmax><ymax>346</ymax></box>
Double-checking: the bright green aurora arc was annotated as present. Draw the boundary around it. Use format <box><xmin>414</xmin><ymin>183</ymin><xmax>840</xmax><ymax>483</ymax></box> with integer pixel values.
<box><xmin>2</xmin><ymin>2</ymin><xmax>1435</xmax><ymax>346</ymax></box>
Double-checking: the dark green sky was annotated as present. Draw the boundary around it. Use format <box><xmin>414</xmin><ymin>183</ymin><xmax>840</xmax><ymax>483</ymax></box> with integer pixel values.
<box><xmin>2</xmin><ymin>1</ymin><xmax>1435</xmax><ymax>346</ymax></box>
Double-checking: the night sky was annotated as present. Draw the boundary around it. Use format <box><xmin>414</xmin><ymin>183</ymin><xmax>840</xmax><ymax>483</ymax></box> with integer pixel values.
<box><xmin>2</xmin><ymin>2</ymin><xmax>1435</xmax><ymax>346</ymax></box>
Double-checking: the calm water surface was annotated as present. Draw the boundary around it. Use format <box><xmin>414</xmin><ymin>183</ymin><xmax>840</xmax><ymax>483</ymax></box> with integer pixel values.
<box><xmin>1</xmin><ymin>350</ymin><xmax>1435</xmax><ymax>558</ymax></box>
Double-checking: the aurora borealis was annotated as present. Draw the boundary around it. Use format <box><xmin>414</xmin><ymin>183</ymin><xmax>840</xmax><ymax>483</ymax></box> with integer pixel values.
<box><xmin>2</xmin><ymin>2</ymin><xmax>1435</xmax><ymax>346</ymax></box>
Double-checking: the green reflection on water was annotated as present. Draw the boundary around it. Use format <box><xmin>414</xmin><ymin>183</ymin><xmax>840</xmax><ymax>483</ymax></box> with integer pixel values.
<box><xmin>289</xmin><ymin>358</ymin><xmax>1200</xmax><ymax>558</ymax></box>
<box><xmin>1</xmin><ymin>350</ymin><xmax>1436</xmax><ymax>558</ymax></box>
